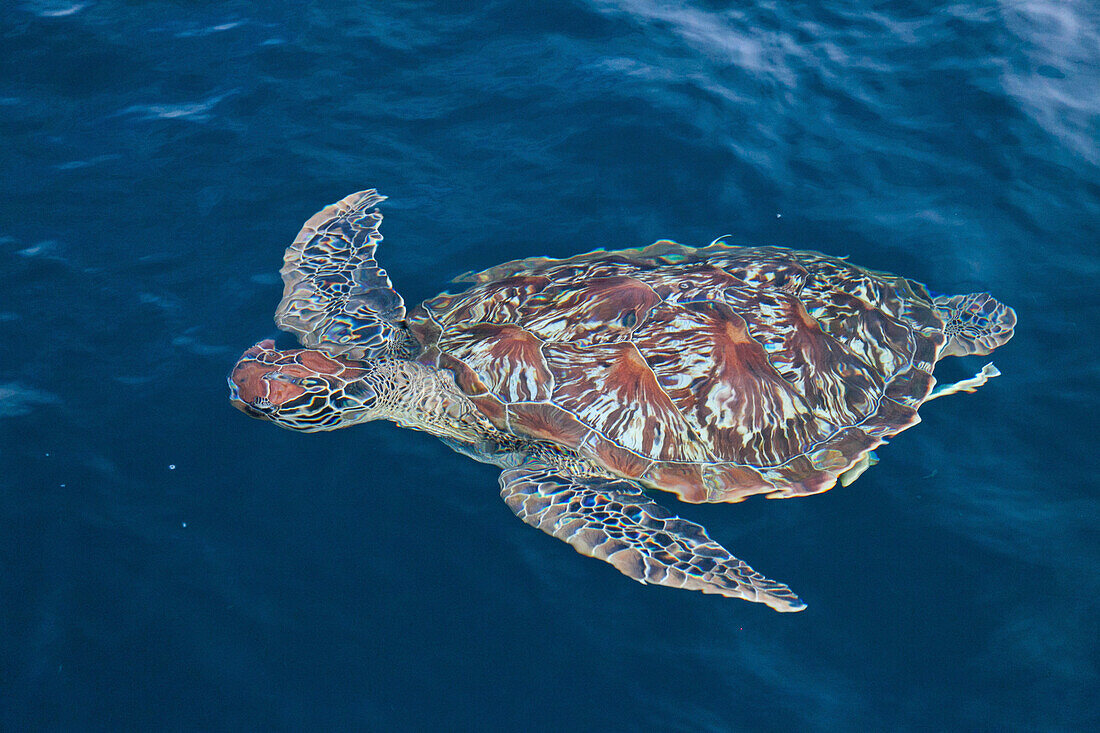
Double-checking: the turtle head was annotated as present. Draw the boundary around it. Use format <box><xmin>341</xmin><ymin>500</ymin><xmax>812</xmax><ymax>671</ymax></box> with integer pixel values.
<box><xmin>228</xmin><ymin>340</ymin><xmax>381</xmax><ymax>432</ymax></box>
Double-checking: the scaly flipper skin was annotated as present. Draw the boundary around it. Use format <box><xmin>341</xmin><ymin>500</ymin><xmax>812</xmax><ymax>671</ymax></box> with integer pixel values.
<box><xmin>499</xmin><ymin>462</ymin><xmax>806</xmax><ymax>612</ymax></box>
<box><xmin>275</xmin><ymin>190</ymin><xmax>413</xmax><ymax>358</ymax></box>
<box><xmin>933</xmin><ymin>292</ymin><xmax>1016</xmax><ymax>357</ymax></box>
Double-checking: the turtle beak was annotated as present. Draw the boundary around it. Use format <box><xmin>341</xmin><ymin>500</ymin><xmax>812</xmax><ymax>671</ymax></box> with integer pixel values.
<box><xmin>227</xmin><ymin>373</ymin><xmax>259</xmax><ymax>416</ymax></box>
<box><xmin>227</xmin><ymin>372</ymin><xmax>243</xmax><ymax>403</ymax></box>
<box><xmin>228</xmin><ymin>340</ymin><xmax>280</xmax><ymax>419</ymax></box>
<box><xmin>227</xmin><ymin>372</ymin><xmax>267</xmax><ymax>419</ymax></box>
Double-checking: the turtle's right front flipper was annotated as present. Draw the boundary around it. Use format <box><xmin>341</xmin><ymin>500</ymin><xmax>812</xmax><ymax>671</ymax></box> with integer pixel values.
<box><xmin>276</xmin><ymin>190</ymin><xmax>414</xmax><ymax>359</ymax></box>
<box><xmin>500</xmin><ymin>462</ymin><xmax>806</xmax><ymax>612</ymax></box>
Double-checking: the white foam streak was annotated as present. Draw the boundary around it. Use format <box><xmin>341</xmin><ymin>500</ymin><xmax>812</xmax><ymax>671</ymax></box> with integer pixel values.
<box><xmin>116</xmin><ymin>91</ymin><xmax>235</xmax><ymax>123</ymax></box>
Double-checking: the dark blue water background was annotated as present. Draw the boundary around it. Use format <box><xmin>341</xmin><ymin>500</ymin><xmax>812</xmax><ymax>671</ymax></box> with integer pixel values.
<box><xmin>2</xmin><ymin>1</ymin><xmax>1097</xmax><ymax>730</ymax></box>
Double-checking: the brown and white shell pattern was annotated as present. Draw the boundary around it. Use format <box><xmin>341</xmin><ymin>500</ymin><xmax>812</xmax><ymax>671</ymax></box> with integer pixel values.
<box><xmin>408</xmin><ymin>240</ymin><xmax>947</xmax><ymax>503</ymax></box>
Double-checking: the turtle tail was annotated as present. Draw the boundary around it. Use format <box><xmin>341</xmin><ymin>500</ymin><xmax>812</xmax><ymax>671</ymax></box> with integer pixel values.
<box><xmin>933</xmin><ymin>292</ymin><xmax>1017</xmax><ymax>357</ymax></box>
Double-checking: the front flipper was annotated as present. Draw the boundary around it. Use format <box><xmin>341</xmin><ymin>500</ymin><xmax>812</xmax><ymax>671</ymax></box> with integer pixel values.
<box><xmin>500</xmin><ymin>463</ymin><xmax>806</xmax><ymax>612</ymax></box>
<box><xmin>275</xmin><ymin>190</ymin><xmax>413</xmax><ymax>359</ymax></box>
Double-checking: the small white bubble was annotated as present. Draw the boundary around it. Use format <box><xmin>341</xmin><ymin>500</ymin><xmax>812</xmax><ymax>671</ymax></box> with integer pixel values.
<box><xmin>776</xmin><ymin>213</ymin><xmax>782</xmax><ymax>218</ymax></box>
<box><xmin>181</xmin><ymin>522</ymin><xmax>187</xmax><ymax>528</ymax></box>
<box><xmin>45</xmin><ymin>452</ymin><xmax>50</xmax><ymax>457</ymax></box>
<box><xmin>60</xmin><ymin>484</ymin><xmax>66</xmax><ymax>488</ymax></box>
<box><xmin>168</xmin><ymin>464</ymin><xmax>176</xmax><ymax>470</ymax></box>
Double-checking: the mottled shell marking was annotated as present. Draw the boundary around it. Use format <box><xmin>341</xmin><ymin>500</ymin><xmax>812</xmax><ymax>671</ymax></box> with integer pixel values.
<box><xmin>411</xmin><ymin>241</ymin><xmax>948</xmax><ymax>503</ymax></box>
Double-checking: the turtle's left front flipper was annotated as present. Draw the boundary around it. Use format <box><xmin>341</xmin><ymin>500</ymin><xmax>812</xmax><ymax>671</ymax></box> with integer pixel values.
<box><xmin>499</xmin><ymin>463</ymin><xmax>806</xmax><ymax>612</ymax></box>
<box><xmin>276</xmin><ymin>190</ymin><xmax>414</xmax><ymax>359</ymax></box>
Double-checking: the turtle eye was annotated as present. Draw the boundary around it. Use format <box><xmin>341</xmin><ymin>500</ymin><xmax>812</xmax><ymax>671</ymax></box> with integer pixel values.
<box><xmin>300</xmin><ymin>377</ymin><xmax>328</xmax><ymax>390</ymax></box>
<box><xmin>263</xmin><ymin>372</ymin><xmax>302</xmax><ymax>386</ymax></box>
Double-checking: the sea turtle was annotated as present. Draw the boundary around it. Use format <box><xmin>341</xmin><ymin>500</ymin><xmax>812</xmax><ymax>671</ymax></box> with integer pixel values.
<box><xmin>229</xmin><ymin>190</ymin><xmax>1016</xmax><ymax>612</ymax></box>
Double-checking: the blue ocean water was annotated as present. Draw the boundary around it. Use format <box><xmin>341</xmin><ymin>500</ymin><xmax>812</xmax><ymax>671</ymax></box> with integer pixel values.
<box><xmin>1</xmin><ymin>0</ymin><xmax>1097</xmax><ymax>730</ymax></box>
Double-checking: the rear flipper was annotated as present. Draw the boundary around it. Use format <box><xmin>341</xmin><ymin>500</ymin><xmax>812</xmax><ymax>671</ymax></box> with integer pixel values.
<box><xmin>926</xmin><ymin>362</ymin><xmax>1002</xmax><ymax>402</ymax></box>
<box><xmin>934</xmin><ymin>292</ymin><xmax>1016</xmax><ymax>357</ymax></box>
<box><xmin>500</xmin><ymin>462</ymin><xmax>806</xmax><ymax>612</ymax></box>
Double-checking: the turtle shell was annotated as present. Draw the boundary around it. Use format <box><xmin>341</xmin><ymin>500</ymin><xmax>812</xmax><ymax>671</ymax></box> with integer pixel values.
<box><xmin>407</xmin><ymin>240</ymin><xmax>946</xmax><ymax>503</ymax></box>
